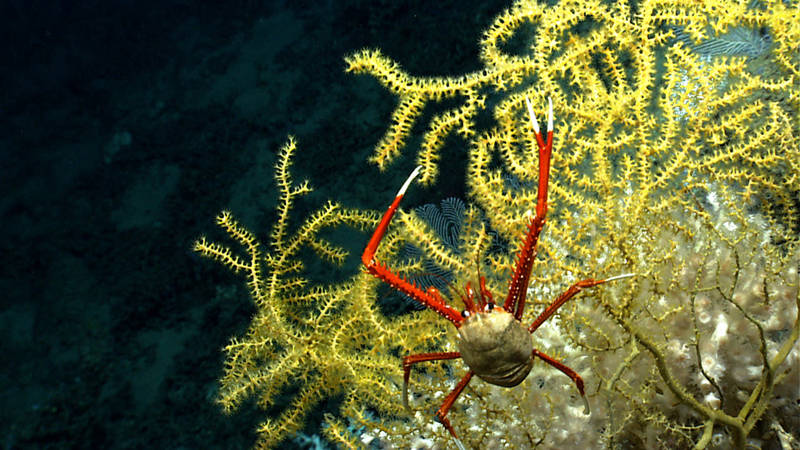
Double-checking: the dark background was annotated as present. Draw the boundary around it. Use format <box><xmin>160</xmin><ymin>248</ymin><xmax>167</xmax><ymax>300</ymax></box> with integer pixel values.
<box><xmin>0</xmin><ymin>0</ymin><xmax>510</xmax><ymax>448</ymax></box>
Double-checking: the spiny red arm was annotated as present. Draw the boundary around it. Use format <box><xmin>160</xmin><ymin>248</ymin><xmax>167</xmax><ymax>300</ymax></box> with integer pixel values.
<box><xmin>528</xmin><ymin>278</ymin><xmax>604</xmax><ymax>333</ymax></box>
<box><xmin>532</xmin><ymin>348</ymin><xmax>590</xmax><ymax>414</ymax></box>
<box><xmin>368</xmin><ymin>260</ymin><xmax>461</xmax><ymax>324</ymax></box>
<box><xmin>503</xmin><ymin>97</ymin><xmax>554</xmax><ymax>320</ymax></box>
<box><xmin>435</xmin><ymin>370</ymin><xmax>473</xmax><ymax>450</ymax></box>
<box><xmin>362</xmin><ymin>167</ymin><xmax>463</xmax><ymax>326</ymax></box>
<box><xmin>528</xmin><ymin>273</ymin><xmax>634</xmax><ymax>333</ymax></box>
<box><xmin>402</xmin><ymin>352</ymin><xmax>461</xmax><ymax>409</ymax></box>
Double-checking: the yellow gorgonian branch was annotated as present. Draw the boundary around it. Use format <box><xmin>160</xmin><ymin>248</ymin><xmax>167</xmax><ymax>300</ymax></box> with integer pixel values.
<box><xmin>346</xmin><ymin>0</ymin><xmax>798</xmax><ymax>448</ymax></box>
<box><xmin>198</xmin><ymin>0</ymin><xmax>798</xmax><ymax>448</ymax></box>
<box><xmin>194</xmin><ymin>138</ymin><xmax>452</xmax><ymax>448</ymax></box>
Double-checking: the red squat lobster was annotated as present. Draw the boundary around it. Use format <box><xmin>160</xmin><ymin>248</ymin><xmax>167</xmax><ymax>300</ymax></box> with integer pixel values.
<box><xmin>362</xmin><ymin>96</ymin><xmax>632</xmax><ymax>448</ymax></box>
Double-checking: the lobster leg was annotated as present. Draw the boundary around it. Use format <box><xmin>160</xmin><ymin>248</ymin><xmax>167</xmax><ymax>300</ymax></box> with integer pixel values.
<box><xmin>402</xmin><ymin>352</ymin><xmax>461</xmax><ymax>409</ymax></box>
<box><xmin>435</xmin><ymin>371</ymin><xmax>473</xmax><ymax>450</ymax></box>
<box><xmin>532</xmin><ymin>348</ymin><xmax>590</xmax><ymax>414</ymax></box>
<box><xmin>403</xmin><ymin>352</ymin><xmax>471</xmax><ymax>449</ymax></box>
<box><xmin>528</xmin><ymin>273</ymin><xmax>634</xmax><ymax>333</ymax></box>
<box><xmin>528</xmin><ymin>274</ymin><xmax>633</xmax><ymax>414</ymax></box>
<box><xmin>504</xmin><ymin>97</ymin><xmax>554</xmax><ymax>320</ymax></box>
<box><xmin>362</xmin><ymin>167</ymin><xmax>463</xmax><ymax>325</ymax></box>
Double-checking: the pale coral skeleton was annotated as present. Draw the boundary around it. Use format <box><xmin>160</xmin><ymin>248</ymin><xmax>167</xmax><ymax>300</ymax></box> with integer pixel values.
<box><xmin>362</xmin><ymin>96</ymin><xmax>633</xmax><ymax>448</ymax></box>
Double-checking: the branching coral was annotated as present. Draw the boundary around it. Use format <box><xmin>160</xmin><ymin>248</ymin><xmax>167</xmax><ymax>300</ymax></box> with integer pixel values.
<box><xmin>345</xmin><ymin>0</ymin><xmax>799</xmax><ymax>448</ymax></box>
<box><xmin>194</xmin><ymin>138</ymin><xmax>448</xmax><ymax>448</ymax></box>
<box><xmin>197</xmin><ymin>0</ymin><xmax>799</xmax><ymax>448</ymax></box>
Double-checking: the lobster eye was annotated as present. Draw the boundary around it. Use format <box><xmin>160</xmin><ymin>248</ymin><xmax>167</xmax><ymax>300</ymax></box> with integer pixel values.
<box><xmin>484</xmin><ymin>302</ymin><xmax>495</xmax><ymax>312</ymax></box>
<box><xmin>461</xmin><ymin>310</ymin><xmax>471</xmax><ymax>318</ymax></box>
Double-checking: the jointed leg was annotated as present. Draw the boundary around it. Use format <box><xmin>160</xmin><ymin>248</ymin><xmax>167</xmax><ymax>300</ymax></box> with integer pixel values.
<box><xmin>402</xmin><ymin>352</ymin><xmax>461</xmax><ymax>409</ymax></box>
<box><xmin>436</xmin><ymin>371</ymin><xmax>473</xmax><ymax>450</ymax></box>
<box><xmin>362</xmin><ymin>167</ymin><xmax>463</xmax><ymax>325</ymax></box>
<box><xmin>532</xmin><ymin>348</ymin><xmax>590</xmax><ymax>414</ymax></box>
<box><xmin>528</xmin><ymin>96</ymin><xmax>554</xmax><ymax>221</ymax></box>
<box><xmin>503</xmin><ymin>97</ymin><xmax>555</xmax><ymax>320</ymax></box>
<box><xmin>528</xmin><ymin>273</ymin><xmax>634</xmax><ymax>333</ymax></box>
<box><xmin>527</xmin><ymin>273</ymin><xmax>633</xmax><ymax>414</ymax></box>
<box><xmin>403</xmin><ymin>353</ymin><xmax>471</xmax><ymax>450</ymax></box>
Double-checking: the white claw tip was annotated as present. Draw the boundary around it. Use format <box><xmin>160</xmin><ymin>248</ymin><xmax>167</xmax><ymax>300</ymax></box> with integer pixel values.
<box><xmin>396</xmin><ymin>166</ymin><xmax>422</xmax><ymax>197</ymax></box>
<box><xmin>582</xmin><ymin>395</ymin><xmax>591</xmax><ymax>415</ymax></box>
<box><xmin>525</xmin><ymin>95</ymin><xmax>540</xmax><ymax>134</ymax></box>
<box><xmin>604</xmin><ymin>273</ymin><xmax>635</xmax><ymax>283</ymax></box>
<box><xmin>547</xmin><ymin>97</ymin><xmax>554</xmax><ymax>132</ymax></box>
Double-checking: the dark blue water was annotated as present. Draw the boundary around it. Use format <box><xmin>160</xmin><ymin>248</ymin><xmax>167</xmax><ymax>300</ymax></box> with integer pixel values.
<box><xmin>0</xmin><ymin>1</ymin><xmax>509</xmax><ymax>448</ymax></box>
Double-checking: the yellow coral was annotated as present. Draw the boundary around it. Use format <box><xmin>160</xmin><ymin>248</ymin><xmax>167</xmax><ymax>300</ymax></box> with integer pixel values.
<box><xmin>198</xmin><ymin>0</ymin><xmax>799</xmax><ymax>448</ymax></box>
<box><xmin>195</xmin><ymin>138</ymin><xmax>445</xmax><ymax>447</ymax></box>
<box><xmin>345</xmin><ymin>0</ymin><xmax>799</xmax><ymax>447</ymax></box>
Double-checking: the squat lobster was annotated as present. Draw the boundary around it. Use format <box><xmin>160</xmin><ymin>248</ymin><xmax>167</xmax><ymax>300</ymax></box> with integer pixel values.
<box><xmin>362</xmin><ymin>96</ymin><xmax>632</xmax><ymax>448</ymax></box>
